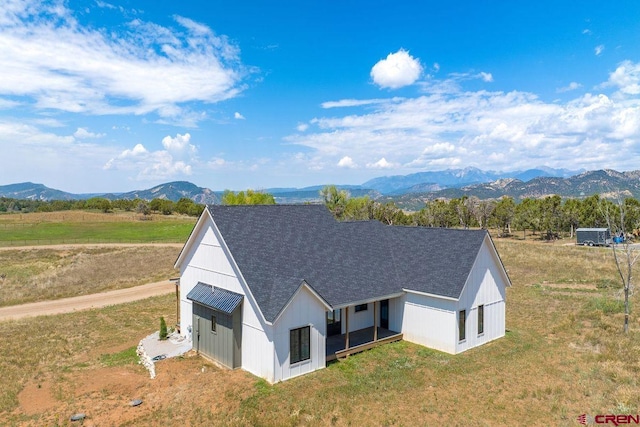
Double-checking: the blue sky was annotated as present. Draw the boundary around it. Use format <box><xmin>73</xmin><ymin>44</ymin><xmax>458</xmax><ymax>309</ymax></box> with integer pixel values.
<box><xmin>2</xmin><ymin>0</ymin><xmax>640</xmax><ymax>193</ymax></box>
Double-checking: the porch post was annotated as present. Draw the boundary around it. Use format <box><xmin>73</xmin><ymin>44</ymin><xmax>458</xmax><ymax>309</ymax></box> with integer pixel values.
<box><xmin>344</xmin><ymin>307</ymin><xmax>350</xmax><ymax>350</ymax></box>
<box><xmin>373</xmin><ymin>301</ymin><xmax>378</xmax><ymax>341</ymax></box>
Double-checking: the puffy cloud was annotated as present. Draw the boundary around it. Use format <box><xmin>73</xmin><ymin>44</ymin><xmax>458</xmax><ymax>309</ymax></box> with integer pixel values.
<box><xmin>370</xmin><ymin>49</ymin><xmax>423</xmax><ymax>89</ymax></box>
<box><xmin>337</xmin><ymin>156</ymin><xmax>356</xmax><ymax>168</ymax></box>
<box><xmin>74</xmin><ymin>127</ymin><xmax>105</xmax><ymax>139</ymax></box>
<box><xmin>161</xmin><ymin>133</ymin><xmax>194</xmax><ymax>152</ymax></box>
<box><xmin>0</xmin><ymin>1</ymin><xmax>247</xmax><ymax>123</ymax></box>
<box><xmin>234</xmin><ymin>112</ymin><xmax>245</xmax><ymax>120</ymax></box>
<box><xmin>296</xmin><ymin>123</ymin><xmax>309</xmax><ymax>132</ymax></box>
<box><xmin>595</xmin><ymin>45</ymin><xmax>605</xmax><ymax>56</ymax></box>
<box><xmin>367</xmin><ymin>158</ymin><xmax>394</xmax><ymax>169</ymax></box>
<box><xmin>105</xmin><ymin>133</ymin><xmax>197</xmax><ymax>179</ymax></box>
<box><xmin>607</xmin><ymin>61</ymin><xmax>640</xmax><ymax>96</ymax></box>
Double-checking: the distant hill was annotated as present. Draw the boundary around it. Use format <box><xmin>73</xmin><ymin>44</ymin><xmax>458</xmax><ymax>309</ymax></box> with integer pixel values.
<box><xmin>0</xmin><ymin>181</ymin><xmax>218</xmax><ymax>204</ymax></box>
<box><xmin>101</xmin><ymin>181</ymin><xmax>218</xmax><ymax>204</ymax></box>
<box><xmin>388</xmin><ymin>169</ymin><xmax>640</xmax><ymax>210</ymax></box>
<box><xmin>0</xmin><ymin>182</ymin><xmax>85</xmax><ymax>201</ymax></box>
<box><xmin>363</xmin><ymin>166</ymin><xmax>582</xmax><ymax>194</ymax></box>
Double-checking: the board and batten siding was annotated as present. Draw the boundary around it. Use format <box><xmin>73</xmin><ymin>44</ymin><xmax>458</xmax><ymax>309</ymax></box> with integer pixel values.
<box><xmin>340</xmin><ymin>303</ymin><xmax>374</xmax><ymax>334</ymax></box>
<box><xmin>192</xmin><ymin>303</ymin><xmax>241</xmax><ymax>369</ymax></box>
<box><xmin>401</xmin><ymin>292</ymin><xmax>457</xmax><ymax>353</ymax></box>
<box><xmin>454</xmin><ymin>236</ymin><xmax>508</xmax><ymax>353</ymax></box>
<box><xmin>177</xmin><ymin>212</ymin><xmax>275</xmax><ymax>381</ymax></box>
<box><xmin>272</xmin><ymin>286</ymin><xmax>327</xmax><ymax>382</ymax></box>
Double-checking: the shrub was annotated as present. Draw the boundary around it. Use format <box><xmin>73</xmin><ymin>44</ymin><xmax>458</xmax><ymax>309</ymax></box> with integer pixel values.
<box><xmin>159</xmin><ymin>316</ymin><xmax>168</xmax><ymax>340</ymax></box>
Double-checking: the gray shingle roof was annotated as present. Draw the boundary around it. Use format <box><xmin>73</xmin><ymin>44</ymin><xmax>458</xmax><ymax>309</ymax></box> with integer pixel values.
<box><xmin>186</xmin><ymin>282</ymin><xmax>243</xmax><ymax>314</ymax></box>
<box><xmin>208</xmin><ymin>204</ymin><xmax>488</xmax><ymax>322</ymax></box>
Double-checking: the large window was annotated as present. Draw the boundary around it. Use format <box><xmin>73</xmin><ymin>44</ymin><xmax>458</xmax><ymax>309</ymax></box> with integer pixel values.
<box><xmin>458</xmin><ymin>310</ymin><xmax>466</xmax><ymax>341</ymax></box>
<box><xmin>478</xmin><ymin>305</ymin><xmax>484</xmax><ymax>335</ymax></box>
<box><xmin>290</xmin><ymin>326</ymin><xmax>310</xmax><ymax>364</ymax></box>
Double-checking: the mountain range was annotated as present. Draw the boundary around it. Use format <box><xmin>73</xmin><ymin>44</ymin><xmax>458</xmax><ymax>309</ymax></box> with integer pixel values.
<box><xmin>1</xmin><ymin>167</ymin><xmax>638</xmax><ymax>207</ymax></box>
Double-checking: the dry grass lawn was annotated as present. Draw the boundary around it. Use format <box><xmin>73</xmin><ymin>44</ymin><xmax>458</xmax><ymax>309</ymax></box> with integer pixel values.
<box><xmin>0</xmin><ymin>246</ymin><xmax>180</xmax><ymax>307</ymax></box>
<box><xmin>1</xmin><ymin>238</ymin><xmax>639</xmax><ymax>426</ymax></box>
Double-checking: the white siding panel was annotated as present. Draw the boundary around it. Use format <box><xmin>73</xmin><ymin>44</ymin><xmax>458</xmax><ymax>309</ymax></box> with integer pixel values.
<box><xmin>242</xmin><ymin>323</ymin><xmax>275</xmax><ymax>382</ymax></box>
<box><xmin>455</xmin><ymin>238</ymin><xmax>508</xmax><ymax>353</ymax></box>
<box><xmin>388</xmin><ymin>297</ymin><xmax>404</xmax><ymax>332</ymax></box>
<box><xmin>401</xmin><ymin>292</ymin><xmax>457</xmax><ymax>354</ymax></box>
<box><xmin>273</xmin><ymin>286</ymin><xmax>327</xmax><ymax>382</ymax></box>
<box><xmin>344</xmin><ymin>303</ymin><xmax>375</xmax><ymax>333</ymax></box>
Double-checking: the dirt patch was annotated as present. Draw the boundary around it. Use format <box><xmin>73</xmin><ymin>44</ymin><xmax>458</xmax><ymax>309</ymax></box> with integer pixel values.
<box><xmin>13</xmin><ymin>353</ymin><xmax>255</xmax><ymax>427</ymax></box>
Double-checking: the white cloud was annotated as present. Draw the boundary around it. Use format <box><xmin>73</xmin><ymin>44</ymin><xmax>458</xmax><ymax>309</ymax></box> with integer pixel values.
<box><xmin>607</xmin><ymin>61</ymin><xmax>640</xmax><ymax>96</ymax></box>
<box><xmin>287</xmin><ymin>61</ymin><xmax>640</xmax><ymax>174</ymax></box>
<box><xmin>367</xmin><ymin>158</ymin><xmax>394</xmax><ymax>169</ymax></box>
<box><xmin>370</xmin><ymin>49</ymin><xmax>423</xmax><ymax>89</ymax></box>
<box><xmin>296</xmin><ymin>123</ymin><xmax>309</xmax><ymax>132</ymax></box>
<box><xmin>321</xmin><ymin>98</ymin><xmax>401</xmax><ymax>109</ymax></box>
<box><xmin>595</xmin><ymin>45</ymin><xmax>605</xmax><ymax>56</ymax></box>
<box><xmin>433</xmin><ymin>63</ymin><xmax>440</xmax><ymax>72</ymax></box>
<box><xmin>337</xmin><ymin>156</ymin><xmax>356</xmax><ymax>168</ymax></box>
<box><xmin>479</xmin><ymin>72</ymin><xmax>493</xmax><ymax>82</ymax></box>
<box><xmin>73</xmin><ymin>127</ymin><xmax>105</xmax><ymax>139</ymax></box>
<box><xmin>234</xmin><ymin>112</ymin><xmax>245</xmax><ymax>120</ymax></box>
<box><xmin>105</xmin><ymin>133</ymin><xmax>197</xmax><ymax>180</ymax></box>
<box><xmin>0</xmin><ymin>1</ymin><xmax>247</xmax><ymax>123</ymax></box>
<box><xmin>557</xmin><ymin>82</ymin><xmax>582</xmax><ymax>93</ymax></box>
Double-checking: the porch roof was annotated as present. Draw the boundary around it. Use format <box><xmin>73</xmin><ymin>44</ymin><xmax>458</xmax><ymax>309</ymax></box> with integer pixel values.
<box><xmin>186</xmin><ymin>282</ymin><xmax>243</xmax><ymax>314</ymax></box>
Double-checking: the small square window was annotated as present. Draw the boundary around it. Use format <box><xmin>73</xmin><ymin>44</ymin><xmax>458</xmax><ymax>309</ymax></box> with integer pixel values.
<box><xmin>478</xmin><ymin>305</ymin><xmax>484</xmax><ymax>335</ymax></box>
<box><xmin>458</xmin><ymin>310</ymin><xmax>466</xmax><ymax>341</ymax></box>
<box><xmin>211</xmin><ymin>315</ymin><xmax>217</xmax><ymax>333</ymax></box>
<box><xmin>355</xmin><ymin>304</ymin><xmax>368</xmax><ymax>312</ymax></box>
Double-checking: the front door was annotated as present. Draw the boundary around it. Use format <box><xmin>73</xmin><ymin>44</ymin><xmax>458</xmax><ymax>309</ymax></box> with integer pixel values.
<box><xmin>326</xmin><ymin>309</ymin><xmax>342</xmax><ymax>336</ymax></box>
<box><xmin>380</xmin><ymin>300</ymin><xmax>389</xmax><ymax>329</ymax></box>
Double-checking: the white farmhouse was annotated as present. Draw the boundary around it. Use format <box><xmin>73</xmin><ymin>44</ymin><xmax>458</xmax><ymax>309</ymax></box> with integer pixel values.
<box><xmin>174</xmin><ymin>204</ymin><xmax>510</xmax><ymax>383</ymax></box>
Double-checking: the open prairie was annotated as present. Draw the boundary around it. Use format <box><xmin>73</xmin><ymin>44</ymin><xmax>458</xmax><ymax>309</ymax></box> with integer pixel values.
<box><xmin>1</xmin><ymin>234</ymin><xmax>639</xmax><ymax>426</ymax></box>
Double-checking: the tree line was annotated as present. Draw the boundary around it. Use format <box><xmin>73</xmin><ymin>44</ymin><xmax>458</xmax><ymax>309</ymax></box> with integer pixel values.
<box><xmin>321</xmin><ymin>186</ymin><xmax>640</xmax><ymax>239</ymax></box>
<box><xmin>0</xmin><ymin>196</ymin><xmax>205</xmax><ymax>217</ymax></box>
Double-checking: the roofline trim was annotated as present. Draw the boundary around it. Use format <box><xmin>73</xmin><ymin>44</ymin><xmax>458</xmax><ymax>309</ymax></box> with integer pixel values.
<box><xmin>402</xmin><ymin>288</ymin><xmax>458</xmax><ymax>301</ymax></box>
<box><xmin>331</xmin><ymin>292</ymin><xmax>405</xmax><ymax>310</ymax></box>
<box><xmin>174</xmin><ymin>205</ymin><xmax>214</xmax><ymax>268</ymax></box>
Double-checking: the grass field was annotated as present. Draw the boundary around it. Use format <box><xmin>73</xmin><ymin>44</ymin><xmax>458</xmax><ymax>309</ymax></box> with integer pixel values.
<box><xmin>0</xmin><ymin>246</ymin><xmax>180</xmax><ymax>306</ymax></box>
<box><xmin>0</xmin><ymin>210</ymin><xmax>196</xmax><ymax>246</ymax></box>
<box><xmin>1</xmin><ymin>226</ymin><xmax>639</xmax><ymax>425</ymax></box>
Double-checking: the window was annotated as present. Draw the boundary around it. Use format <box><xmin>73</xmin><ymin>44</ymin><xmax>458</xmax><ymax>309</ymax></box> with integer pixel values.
<box><xmin>290</xmin><ymin>326</ymin><xmax>310</xmax><ymax>364</ymax></box>
<box><xmin>478</xmin><ymin>305</ymin><xmax>484</xmax><ymax>335</ymax></box>
<box><xmin>355</xmin><ymin>304</ymin><xmax>368</xmax><ymax>312</ymax></box>
<box><xmin>458</xmin><ymin>310</ymin><xmax>466</xmax><ymax>341</ymax></box>
<box><xmin>211</xmin><ymin>315</ymin><xmax>217</xmax><ymax>333</ymax></box>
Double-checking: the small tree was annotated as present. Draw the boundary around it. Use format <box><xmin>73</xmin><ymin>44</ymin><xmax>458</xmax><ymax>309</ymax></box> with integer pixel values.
<box><xmin>159</xmin><ymin>316</ymin><xmax>168</xmax><ymax>340</ymax></box>
<box><xmin>602</xmin><ymin>196</ymin><xmax>640</xmax><ymax>333</ymax></box>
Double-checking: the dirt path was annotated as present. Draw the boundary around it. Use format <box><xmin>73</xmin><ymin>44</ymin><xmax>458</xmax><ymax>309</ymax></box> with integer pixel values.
<box><xmin>0</xmin><ymin>280</ymin><xmax>175</xmax><ymax>322</ymax></box>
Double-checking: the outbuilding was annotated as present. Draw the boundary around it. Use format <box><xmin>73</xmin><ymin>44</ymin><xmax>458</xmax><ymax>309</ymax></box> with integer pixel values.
<box><xmin>174</xmin><ymin>204</ymin><xmax>511</xmax><ymax>382</ymax></box>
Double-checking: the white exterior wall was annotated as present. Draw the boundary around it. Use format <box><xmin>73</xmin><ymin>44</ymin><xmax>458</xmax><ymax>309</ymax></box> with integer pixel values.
<box><xmin>177</xmin><ymin>212</ymin><xmax>275</xmax><ymax>381</ymax></box>
<box><xmin>454</xmin><ymin>237</ymin><xmax>508</xmax><ymax>353</ymax></box>
<box><xmin>341</xmin><ymin>303</ymin><xmax>374</xmax><ymax>333</ymax></box>
<box><xmin>273</xmin><ymin>286</ymin><xmax>327</xmax><ymax>382</ymax></box>
<box><xmin>401</xmin><ymin>292</ymin><xmax>457</xmax><ymax>353</ymax></box>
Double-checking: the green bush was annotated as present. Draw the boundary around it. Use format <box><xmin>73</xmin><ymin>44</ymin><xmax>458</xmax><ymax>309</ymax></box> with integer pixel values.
<box><xmin>159</xmin><ymin>316</ymin><xmax>168</xmax><ymax>340</ymax></box>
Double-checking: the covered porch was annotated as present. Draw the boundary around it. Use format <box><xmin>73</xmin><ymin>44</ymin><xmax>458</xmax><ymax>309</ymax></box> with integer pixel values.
<box><xmin>326</xmin><ymin>326</ymin><xmax>402</xmax><ymax>361</ymax></box>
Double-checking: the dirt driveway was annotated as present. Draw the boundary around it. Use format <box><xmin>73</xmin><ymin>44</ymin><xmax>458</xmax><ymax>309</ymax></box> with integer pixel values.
<box><xmin>0</xmin><ymin>280</ymin><xmax>175</xmax><ymax>322</ymax></box>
